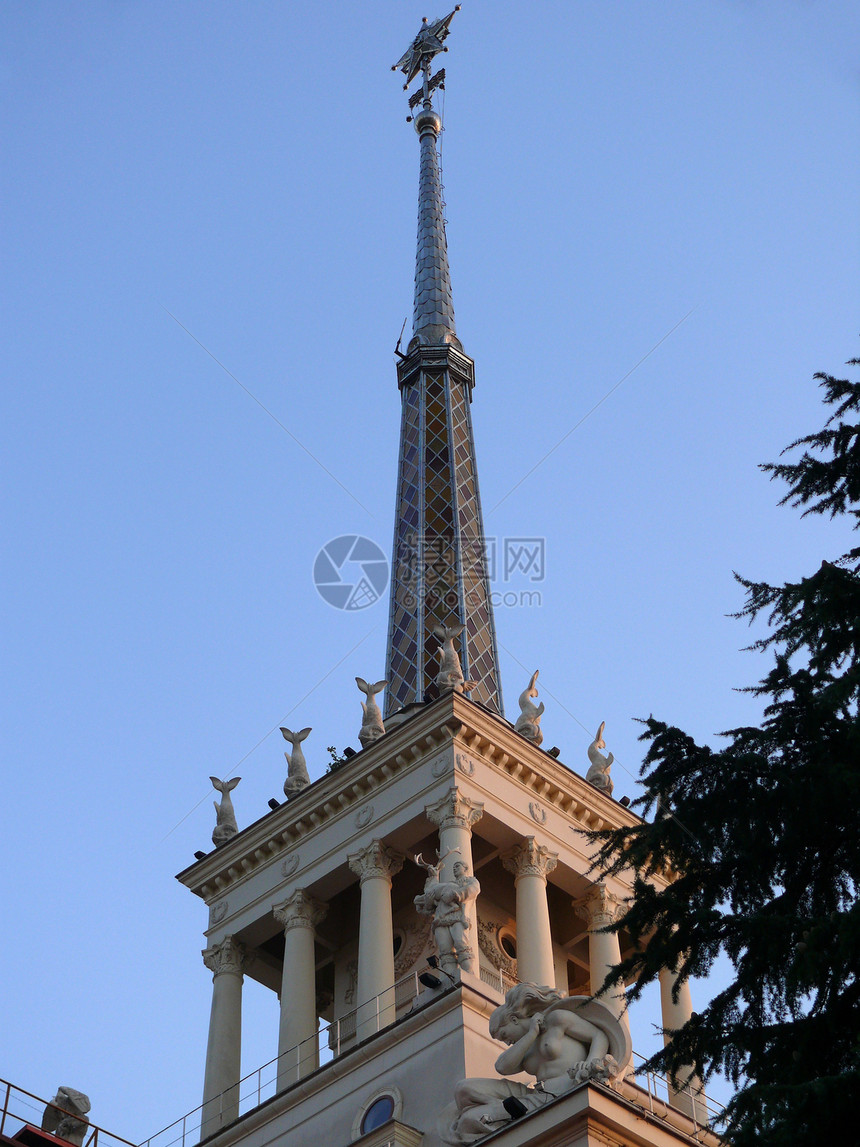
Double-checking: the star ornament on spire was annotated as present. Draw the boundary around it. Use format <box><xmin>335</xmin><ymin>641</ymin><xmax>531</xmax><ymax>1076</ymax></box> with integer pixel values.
<box><xmin>392</xmin><ymin>7</ymin><xmax>461</xmax><ymax>90</ymax></box>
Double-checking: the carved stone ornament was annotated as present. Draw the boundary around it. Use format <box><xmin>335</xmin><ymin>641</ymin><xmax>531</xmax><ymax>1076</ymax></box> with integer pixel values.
<box><xmin>202</xmin><ymin>935</ymin><xmax>249</xmax><ymax>978</ymax></box>
<box><xmin>41</xmin><ymin>1088</ymin><xmax>91</xmax><ymax>1147</ymax></box>
<box><xmin>514</xmin><ymin>670</ymin><xmax>545</xmax><ymax>746</ymax></box>
<box><xmin>210</xmin><ymin>776</ymin><xmax>240</xmax><ymax>847</ymax></box>
<box><xmin>281</xmin><ymin>854</ymin><xmax>300</xmax><ymax>879</ymax></box>
<box><xmin>529</xmin><ymin>801</ymin><xmax>547</xmax><ymax>825</ymax></box>
<box><xmin>356</xmin><ymin>677</ymin><xmax>387</xmax><ymax>748</ymax></box>
<box><xmin>429</xmin><ymin>752</ymin><xmax>451</xmax><ymax>777</ymax></box>
<box><xmin>355</xmin><ymin>804</ymin><xmax>374</xmax><ymax>828</ymax></box>
<box><xmin>209</xmin><ymin>900</ymin><xmax>229</xmax><ymax>925</ymax></box>
<box><xmin>425</xmin><ymin>787</ymin><xmax>484</xmax><ymax>831</ymax></box>
<box><xmin>393</xmin><ymin>914</ymin><xmax>434</xmax><ymax>978</ymax></box>
<box><xmin>348</xmin><ymin>839</ymin><xmax>405</xmax><ymax>884</ymax></box>
<box><xmin>344</xmin><ymin>958</ymin><xmax>358</xmax><ymax>1006</ymax></box>
<box><xmin>273</xmin><ymin>888</ymin><xmax>328</xmax><ymax>933</ymax></box>
<box><xmin>434</xmin><ymin>624</ymin><xmax>477</xmax><ymax>695</ymax></box>
<box><xmin>502</xmin><ymin>836</ymin><xmax>558</xmax><ymax>880</ymax></box>
<box><xmin>281</xmin><ymin>726</ymin><xmax>312</xmax><ymax>798</ymax></box>
<box><xmin>573</xmin><ymin>882</ymin><xmax>625</xmax><ymax>929</ymax></box>
<box><xmin>477</xmin><ymin>919</ymin><xmax>517</xmax><ymax>981</ymax></box>
<box><xmin>455</xmin><ymin>751</ymin><xmax>475</xmax><ymax>776</ymax></box>
<box><xmin>585</xmin><ymin>721</ymin><xmax>614</xmax><ymax>797</ymax></box>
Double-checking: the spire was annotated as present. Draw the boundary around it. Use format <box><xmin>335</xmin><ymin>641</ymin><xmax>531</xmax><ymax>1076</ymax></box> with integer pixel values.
<box><xmin>385</xmin><ymin>11</ymin><xmax>503</xmax><ymax>720</ymax></box>
<box><xmin>392</xmin><ymin>9</ymin><xmax>462</xmax><ymax>350</ymax></box>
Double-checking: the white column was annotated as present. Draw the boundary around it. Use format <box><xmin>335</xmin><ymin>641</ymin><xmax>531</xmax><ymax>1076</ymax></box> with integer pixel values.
<box><xmin>273</xmin><ymin>889</ymin><xmax>327</xmax><ymax>1090</ymax></box>
<box><xmin>573</xmin><ymin>883</ymin><xmax>630</xmax><ymax>1038</ymax></box>
<box><xmin>425</xmin><ymin>787</ymin><xmax>484</xmax><ymax>970</ymax></box>
<box><xmin>502</xmin><ymin>837</ymin><xmax>558</xmax><ymax>987</ymax></box>
<box><xmin>201</xmin><ymin>936</ymin><xmax>248</xmax><ymax>1135</ymax></box>
<box><xmin>659</xmin><ymin>965</ymin><xmax>707</xmax><ymax>1123</ymax></box>
<box><xmin>348</xmin><ymin>840</ymin><xmax>404</xmax><ymax>1037</ymax></box>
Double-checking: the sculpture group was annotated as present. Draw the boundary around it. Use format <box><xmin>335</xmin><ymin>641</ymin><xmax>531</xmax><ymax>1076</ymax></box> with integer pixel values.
<box><xmin>438</xmin><ymin>984</ymin><xmax>631</xmax><ymax>1144</ymax></box>
<box><xmin>413</xmin><ymin>848</ymin><xmax>480</xmax><ymax>976</ymax></box>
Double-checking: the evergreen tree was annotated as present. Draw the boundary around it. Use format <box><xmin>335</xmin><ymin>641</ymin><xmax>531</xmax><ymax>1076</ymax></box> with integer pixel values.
<box><xmin>591</xmin><ymin>360</ymin><xmax>860</xmax><ymax>1146</ymax></box>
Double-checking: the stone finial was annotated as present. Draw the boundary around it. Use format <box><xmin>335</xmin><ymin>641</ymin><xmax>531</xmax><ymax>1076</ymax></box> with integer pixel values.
<box><xmin>280</xmin><ymin>726</ymin><xmax>312</xmax><ymax>798</ymax></box>
<box><xmin>514</xmin><ymin>669</ymin><xmax>545</xmax><ymax>746</ymax></box>
<box><xmin>356</xmin><ymin>677</ymin><xmax>387</xmax><ymax>748</ymax></box>
<box><xmin>41</xmin><ymin>1088</ymin><xmax>91</xmax><ymax>1147</ymax></box>
<box><xmin>586</xmin><ymin>721</ymin><xmax>614</xmax><ymax>797</ymax></box>
<box><xmin>210</xmin><ymin>776</ymin><xmax>240</xmax><ymax>847</ymax></box>
<box><xmin>434</xmin><ymin>624</ymin><xmax>476</xmax><ymax>695</ymax></box>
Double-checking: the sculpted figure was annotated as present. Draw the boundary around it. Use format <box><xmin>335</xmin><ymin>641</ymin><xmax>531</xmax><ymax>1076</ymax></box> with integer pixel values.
<box><xmin>210</xmin><ymin>776</ymin><xmax>240</xmax><ymax>847</ymax></box>
<box><xmin>434</xmin><ymin>624</ymin><xmax>476</xmax><ymax>695</ymax></box>
<box><xmin>514</xmin><ymin>669</ymin><xmax>545</xmax><ymax>746</ymax></box>
<box><xmin>586</xmin><ymin>721</ymin><xmax>614</xmax><ymax>796</ymax></box>
<box><xmin>414</xmin><ymin>851</ymin><xmax>479</xmax><ymax>975</ymax></box>
<box><xmin>41</xmin><ymin>1087</ymin><xmax>91</xmax><ymax>1147</ymax></box>
<box><xmin>280</xmin><ymin>726</ymin><xmax>312</xmax><ymax>798</ymax></box>
<box><xmin>438</xmin><ymin>984</ymin><xmax>630</xmax><ymax>1144</ymax></box>
<box><xmin>355</xmin><ymin>677</ymin><xmax>387</xmax><ymax>748</ymax></box>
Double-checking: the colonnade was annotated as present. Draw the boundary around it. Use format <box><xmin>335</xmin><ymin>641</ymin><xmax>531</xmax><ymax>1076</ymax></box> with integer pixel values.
<box><xmin>199</xmin><ymin>785</ymin><xmax>699</xmax><ymax>1121</ymax></box>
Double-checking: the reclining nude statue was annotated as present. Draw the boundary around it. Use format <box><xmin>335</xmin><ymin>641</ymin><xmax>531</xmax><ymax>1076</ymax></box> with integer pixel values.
<box><xmin>438</xmin><ymin>983</ymin><xmax>631</xmax><ymax>1145</ymax></box>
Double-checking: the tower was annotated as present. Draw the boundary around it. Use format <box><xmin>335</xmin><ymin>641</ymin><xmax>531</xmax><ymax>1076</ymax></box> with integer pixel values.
<box><xmin>167</xmin><ymin>14</ymin><xmax>717</xmax><ymax>1147</ymax></box>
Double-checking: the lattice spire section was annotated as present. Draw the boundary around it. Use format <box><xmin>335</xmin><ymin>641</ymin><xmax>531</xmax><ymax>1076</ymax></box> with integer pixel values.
<box><xmin>385</xmin><ymin>12</ymin><xmax>502</xmax><ymax>718</ymax></box>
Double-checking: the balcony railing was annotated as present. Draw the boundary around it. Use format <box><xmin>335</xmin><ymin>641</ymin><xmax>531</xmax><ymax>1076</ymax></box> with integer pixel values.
<box><xmin>0</xmin><ymin>1079</ymin><xmax>138</xmax><ymax>1147</ymax></box>
<box><xmin>139</xmin><ymin>968</ymin><xmax>438</xmax><ymax>1147</ymax></box>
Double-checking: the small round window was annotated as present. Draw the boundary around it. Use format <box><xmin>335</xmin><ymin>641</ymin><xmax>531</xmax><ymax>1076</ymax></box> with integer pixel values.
<box><xmin>500</xmin><ymin>930</ymin><xmax>517</xmax><ymax>960</ymax></box>
<box><xmin>361</xmin><ymin>1095</ymin><xmax>395</xmax><ymax>1133</ymax></box>
<box><xmin>392</xmin><ymin>932</ymin><xmax>404</xmax><ymax>958</ymax></box>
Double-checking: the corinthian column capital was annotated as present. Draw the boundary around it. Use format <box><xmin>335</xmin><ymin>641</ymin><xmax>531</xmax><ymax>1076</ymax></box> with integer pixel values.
<box><xmin>425</xmin><ymin>787</ymin><xmax>484</xmax><ymax>831</ymax></box>
<box><xmin>573</xmin><ymin>882</ymin><xmax>626</xmax><ymax>928</ymax></box>
<box><xmin>202</xmin><ymin>935</ymin><xmax>249</xmax><ymax>978</ymax></box>
<box><xmin>502</xmin><ymin>836</ymin><xmax>558</xmax><ymax>880</ymax></box>
<box><xmin>348</xmin><ymin>839</ymin><xmax>404</xmax><ymax>885</ymax></box>
<box><xmin>273</xmin><ymin>888</ymin><xmax>328</xmax><ymax>933</ymax></box>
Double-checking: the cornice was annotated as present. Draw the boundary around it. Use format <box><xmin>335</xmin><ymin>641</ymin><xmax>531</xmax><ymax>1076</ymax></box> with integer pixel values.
<box><xmin>176</xmin><ymin>692</ymin><xmax>660</xmax><ymax>904</ymax></box>
<box><xmin>176</xmin><ymin>694</ymin><xmax>466</xmax><ymax>902</ymax></box>
<box><xmin>447</xmin><ymin>694</ymin><xmax>642</xmax><ymax>837</ymax></box>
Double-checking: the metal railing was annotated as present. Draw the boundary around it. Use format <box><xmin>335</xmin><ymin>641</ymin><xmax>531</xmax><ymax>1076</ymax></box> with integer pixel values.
<box><xmin>139</xmin><ymin>968</ymin><xmax>438</xmax><ymax>1147</ymax></box>
<box><xmin>137</xmin><ymin>973</ymin><xmax>726</xmax><ymax>1147</ymax></box>
<box><xmin>622</xmin><ymin>1053</ymin><xmax>724</xmax><ymax>1139</ymax></box>
<box><xmin>0</xmin><ymin>1079</ymin><xmax>138</xmax><ymax>1147</ymax></box>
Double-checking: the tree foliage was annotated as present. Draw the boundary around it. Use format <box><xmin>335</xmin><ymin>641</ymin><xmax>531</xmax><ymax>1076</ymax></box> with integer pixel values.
<box><xmin>590</xmin><ymin>360</ymin><xmax>860</xmax><ymax>1146</ymax></box>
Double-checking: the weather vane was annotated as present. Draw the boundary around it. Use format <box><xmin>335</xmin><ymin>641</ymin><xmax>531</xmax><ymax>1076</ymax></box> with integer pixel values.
<box><xmin>392</xmin><ymin>7</ymin><xmax>461</xmax><ymax>115</ymax></box>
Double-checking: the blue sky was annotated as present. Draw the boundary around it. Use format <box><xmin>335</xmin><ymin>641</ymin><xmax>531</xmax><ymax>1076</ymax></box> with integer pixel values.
<box><xmin>2</xmin><ymin>0</ymin><xmax>858</xmax><ymax>1137</ymax></box>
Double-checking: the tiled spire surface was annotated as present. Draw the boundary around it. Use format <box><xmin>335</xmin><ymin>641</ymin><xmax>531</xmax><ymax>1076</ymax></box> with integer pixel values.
<box><xmin>411</xmin><ymin>107</ymin><xmax>459</xmax><ymax>348</ymax></box>
<box><xmin>384</xmin><ymin>80</ymin><xmax>502</xmax><ymax>719</ymax></box>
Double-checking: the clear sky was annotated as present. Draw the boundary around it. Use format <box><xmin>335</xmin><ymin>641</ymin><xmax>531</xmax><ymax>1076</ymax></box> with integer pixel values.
<box><xmin>2</xmin><ymin>0</ymin><xmax>858</xmax><ymax>1138</ymax></box>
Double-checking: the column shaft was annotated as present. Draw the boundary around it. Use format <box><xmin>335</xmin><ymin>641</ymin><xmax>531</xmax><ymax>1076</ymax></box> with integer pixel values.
<box><xmin>574</xmin><ymin>884</ymin><xmax>630</xmax><ymax>1038</ymax></box>
<box><xmin>659</xmin><ymin>966</ymin><xmax>707</xmax><ymax>1123</ymax></box>
<box><xmin>348</xmin><ymin>841</ymin><xmax>403</xmax><ymax>1037</ymax></box>
<box><xmin>274</xmin><ymin>890</ymin><xmax>327</xmax><ymax>1090</ymax></box>
<box><xmin>201</xmin><ymin>937</ymin><xmax>247</xmax><ymax>1134</ymax></box>
<box><xmin>502</xmin><ymin>838</ymin><xmax>558</xmax><ymax>987</ymax></box>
